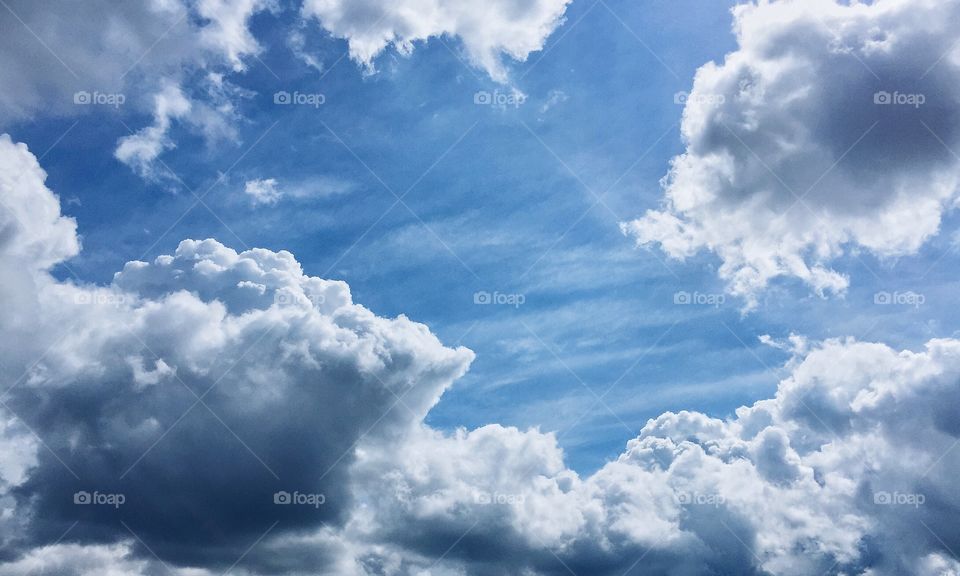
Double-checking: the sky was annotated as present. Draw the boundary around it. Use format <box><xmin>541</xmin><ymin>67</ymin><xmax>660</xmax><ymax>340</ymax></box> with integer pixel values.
<box><xmin>1</xmin><ymin>0</ymin><xmax>960</xmax><ymax>574</ymax></box>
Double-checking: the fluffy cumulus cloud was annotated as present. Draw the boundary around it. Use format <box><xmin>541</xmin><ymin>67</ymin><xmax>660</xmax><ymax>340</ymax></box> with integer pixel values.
<box><xmin>339</xmin><ymin>337</ymin><xmax>960</xmax><ymax>575</ymax></box>
<box><xmin>0</xmin><ymin>134</ymin><xmax>79</xmax><ymax>269</ymax></box>
<box><xmin>0</xmin><ymin>135</ymin><xmax>473</xmax><ymax>569</ymax></box>
<box><xmin>621</xmin><ymin>0</ymin><xmax>960</xmax><ymax>307</ymax></box>
<box><xmin>300</xmin><ymin>0</ymin><xmax>572</xmax><ymax>82</ymax></box>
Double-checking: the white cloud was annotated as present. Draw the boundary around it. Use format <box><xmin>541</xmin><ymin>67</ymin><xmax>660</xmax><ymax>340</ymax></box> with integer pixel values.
<box><xmin>0</xmin><ymin>134</ymin><xmax>79</xmax><ymax>268</ymax></box>
<box><xmin>114</xmin><ymin>83</ymin><xmax>192</xmax><ymax>180</ymax></box>
<box><xmin>114</xmin><ymin>75</ymin><xmax>253</xmax><ymax>181</ymax></box>
<box><xmin>0</xmin><ymin>0</ymin><xmax>272</xmax><ymax>126</ymax></box>
<box><xmin>539</xmin><ymin>89</ymin><xmax>569</xmax><ymax>114</ymax></box>
<box><xmin>0</xmin><ymin>0</ymin><xmax>273</xmax><ymax>184</ymax></box>
<box><xmin>245</xmin><ymin>177</ymin><xmax>282</xmax><ymax>205</ymax></box>
<box><xmin>0</xmin><ymin>543</ymin><xmax>152</xmax><ymax>576</ymax></box>
<box><xmin>300</xmin><ymin>0</ymin><xmax>573</xmax><ymax>82</ymax></box>
<box><xmin>288</xmin><ymin>27</ymin><xmax>325</xmax><ymax>73</ymax></box>
<box><xmin>196</xmin><ymin>0</ymin><xmax>272</xmax><ymax>72</ymax></box>
<box><xmin>243</xmin><ymin>175</ymin><xmax>355</xmax><ymax>205</ymax></box>
<box><xmin>622</xmin><ymin>0</ymin><xmax>960</xmax><ymax>307</ymax></box>
<box><xmin>343</xmin><ymin>336</ymin><xmax>960</xmax><ymax>575</ymax></box>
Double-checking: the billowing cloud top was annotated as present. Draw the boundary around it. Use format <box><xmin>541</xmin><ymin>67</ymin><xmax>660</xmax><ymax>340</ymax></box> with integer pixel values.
<box><xmin>0</xmin><ymin>134</ymin><xmax>473</xmax><ymax>567</ymax></box>
<box><xmin>622</xmin><ymin>0</ymin><xmax>960</xmax><ymax>307</ymax></box>
<box><xmin>342</xmin><ymin>337</ymin><xmax>960</xmax><ymax>575</ymax></box>
<box><xmin>0</xmin><ymin>134</ymin><xmax>79</xmax><ymax>269</ymax></box>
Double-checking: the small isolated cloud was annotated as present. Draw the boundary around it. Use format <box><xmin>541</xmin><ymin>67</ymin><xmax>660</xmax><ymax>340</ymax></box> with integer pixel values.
<box><xmin>245</xmin><ymin>177</ymin><xmax>281</xmax><ymax>205</ymax></box>
<box><xmin>539</xmin><ymin>89</ymin><xmax>569</xmax><ymax>114</ymax></box>
<box><xmin>622</xmin><ymin>0</ymin><xmax>960</xmax><ymax>308</ymax></box>
<box><xmin>115</xmin><ymin>76</ymin><xmax>251</xmax><ymax>182</ymax></box>
<box><xmin>244</xmin><ymin>176</ymin><xmax>355</xmax><ymax>206</ymax></box>
<box><xmin>288</xmin><ymin>27</ymin><xmax>325</xmax><ymax>73</ymax></box>
<box><xmin>114</xmin><ymin>83</ymin><xmax>192</xmax><ymax>180</ymax></box>
<box><xmin>300</xmin><ymin>0</ymin><xmax>573</xmax><ymax>82</ymax></box>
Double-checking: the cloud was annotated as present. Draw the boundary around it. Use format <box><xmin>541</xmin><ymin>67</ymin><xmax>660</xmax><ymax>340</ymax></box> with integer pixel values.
<box><xmin>622</xmin><ymin>0</ymin><xmax>960</xmax><ymax>307</ymax></box>
<box><xmin>342</xmin><ymin>337</ymin><xmax>960</xmax><ymax>575</ymax></box>
<box><xmin>0</xmin><ymin>0</ymin><xmax>188</xmax><ymax>124</ymax></box>
<box><xmin>2</xmin><ymin>0</ymin><xmax>573</xmax><ymax>185</ymax></box>
<box><xmin>114</xmin><ymin>75</ymin><xmax>254</xmax><ymax>181</ymax></box>
<box><xmin>300</xmin><ymin>0</ymin><xmax>573</xmax><ymax>82</ymax></box>
<box><xmin>0</xmin><ymin>543</ymin><xmax>157</xmax><ymax>576</ymax></box>
<box><xmin>539</xmin><ymin>89</ymin><xmax>569</xmax><ymax>114</ymax></box>
<box><xmin>196</xmin><ymin>0</ymin><xmax>273</xmax><ymax>72</ymax></box>
<box><xmin>0</xmin><ymin>135</ymin><xmax>473</xmax><ymax>567</ymax></box>
<box><xmin>0</xmin><ymin>134</ymin><xmax>79</xmax><ymax>268</ymax></box>
<box><xmin>0</xmin><ymin>0</ymin><xmax>272</xmax><ymax>127</ymax></box>
<box><xmin>114</xmin><ymin>83</ymin><xmax>192</xmax><ymax>180</ymax></box>
<box><xmin>245</xmin><ymin>177</ymin><xmax>282</xmax><ymax>205</ymax></box>
<box><xmin>0</xmin><ymin>0</ymin><xmax>273</xmax><ymax>184</ymax></box>
<box><xmin>243</xmin><ymin>175</ymin><xmax>355</xmax><ymax>206</ymax></box>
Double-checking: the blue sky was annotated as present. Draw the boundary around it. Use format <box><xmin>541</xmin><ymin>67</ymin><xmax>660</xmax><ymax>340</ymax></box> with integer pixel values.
<box><xmin>2</xmin><ymin>0</ymin><xmax>960</xmax><ymax>574</ymax></box>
